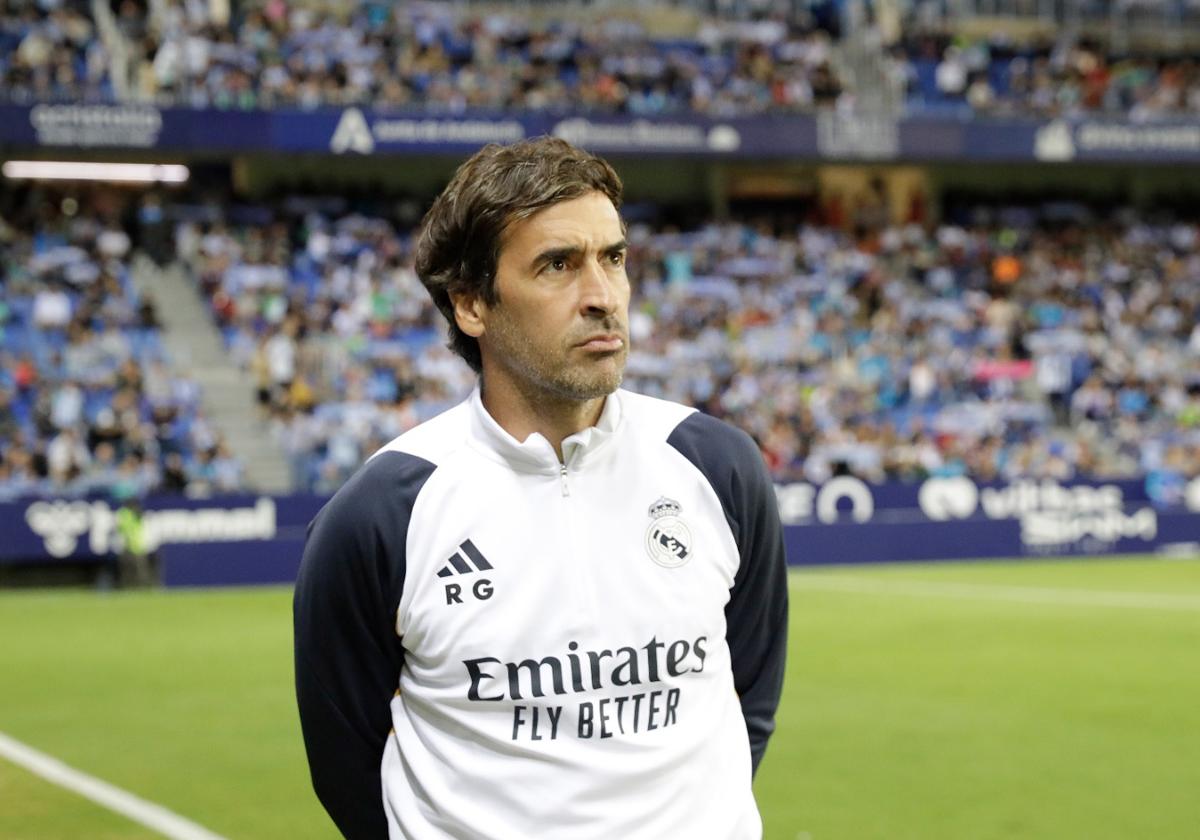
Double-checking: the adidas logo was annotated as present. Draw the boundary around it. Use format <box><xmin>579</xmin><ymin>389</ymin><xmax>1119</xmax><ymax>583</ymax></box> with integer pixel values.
<box><xmin>437</xmin><ymin>539</ymin><xmax>493</xmax><ymax>579</ymax></box>
<box><xmin>439</xmin><ymin>539</ymin><xmax>495</xmax><ymax>605</ymax></box>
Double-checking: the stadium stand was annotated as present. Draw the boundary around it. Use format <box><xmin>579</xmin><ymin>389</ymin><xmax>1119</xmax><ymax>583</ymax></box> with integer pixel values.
<box><xmin>1</xmin><ymin>0</ymin><xmax>1199</xmax><ymax>565</ymax></box>
<box><xmin>900</xmin><ymin>32</ymin><xmax>1200</xmax><ymax>117</ymax></box>
<box><xmin>8</xmin><ymin>1</ymin><xmax>1199</xmax><ymax>119</ymax></box>
<box><xmin>110</xmin><ymin>1</ymin><xmax>845</xmax><ymax>114</ymax></box>
<box><xmin>0</xmin><ymin>0</ymin><xmax>115</xmax><ymax>105</ymax></box>
<box><xmin>0</xmin><ymin>187</ymin><xmax>246</xmax><ymax>499</ymax></box>
<box><xmin>172</xmin><ymin>203</ymin><xmax>469</xmax><ymax>492</ymax></box>
<box><xmin>170</xmin><ymin>196</ymin><xmax>1200</xmax><ymax>493</ymax></box>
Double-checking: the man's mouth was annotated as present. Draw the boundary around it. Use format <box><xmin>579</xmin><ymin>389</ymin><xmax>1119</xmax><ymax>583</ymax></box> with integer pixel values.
<box><xmin>576</xmin><ymin>334</ymin><xmax>625</xmax><ymax>352</ymax></box>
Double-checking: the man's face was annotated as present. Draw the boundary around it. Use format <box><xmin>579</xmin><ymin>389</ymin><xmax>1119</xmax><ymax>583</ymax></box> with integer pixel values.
<box><xmin>469</xmin><ymin>191</ymin><xmax>630</xmax><ymax>402</ymax></box>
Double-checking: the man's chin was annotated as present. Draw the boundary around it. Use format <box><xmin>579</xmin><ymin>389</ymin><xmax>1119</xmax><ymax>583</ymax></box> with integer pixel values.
<box><xmin>550</xmin><ymin>363</ymin><xmax>625</xmax><ymax>402</ymax></box>
<box><xmin>561</xmin><ymin>380</ymin><xmax>623</xmax><ymax>402</ymax></box>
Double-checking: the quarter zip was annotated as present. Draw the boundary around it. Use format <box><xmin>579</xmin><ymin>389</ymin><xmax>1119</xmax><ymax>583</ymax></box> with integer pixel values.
<box><xmin>559</xmin><ymin>463</ymin><xmax>570</xmax><ymax>497</ymax></box>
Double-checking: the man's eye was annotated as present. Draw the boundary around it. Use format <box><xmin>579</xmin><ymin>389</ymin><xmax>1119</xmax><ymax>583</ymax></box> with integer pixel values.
<box><xmin>609</xmin><ymin>252</ymin><xmax>626</xmax><ymax>267</ymax></box>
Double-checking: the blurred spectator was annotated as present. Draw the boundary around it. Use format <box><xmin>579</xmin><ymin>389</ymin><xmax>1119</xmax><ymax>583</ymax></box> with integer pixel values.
<box><xmin>115</xmin><ymin>495</ymin><xmax>159</xmax><ymax>587</ymax></box>
<box><xmin>32</xmin><ymin>282</ymin><xmax>72</xmax><ymax>330</ymax></box>
<box><xmin>46</xmin><ymin>426</ymin><xmax>90</xmax><ymax>482</ymax></box>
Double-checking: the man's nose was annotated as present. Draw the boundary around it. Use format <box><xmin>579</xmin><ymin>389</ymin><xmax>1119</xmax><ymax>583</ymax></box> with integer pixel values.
<box><xmin>579</xmin><ymin>258</ymin><xmax>618</xmax><ymax>315</ymax></box>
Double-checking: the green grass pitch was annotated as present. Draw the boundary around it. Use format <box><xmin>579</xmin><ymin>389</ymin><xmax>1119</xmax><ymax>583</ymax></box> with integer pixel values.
<box><xmin>1</xmin><ymin>556</ymin><xmax>1198</xmax><ymax>839</ymax></box>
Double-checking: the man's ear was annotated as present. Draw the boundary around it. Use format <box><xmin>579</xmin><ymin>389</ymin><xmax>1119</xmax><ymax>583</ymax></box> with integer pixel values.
<box><xmin>450</xmin><ymin>289</ymin><xmax>486</xmax><ymax>339</ymax></box>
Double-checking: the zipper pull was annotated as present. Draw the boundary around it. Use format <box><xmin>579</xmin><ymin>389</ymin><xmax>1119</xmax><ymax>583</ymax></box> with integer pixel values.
<box><xmin>560</xmin><ymin>464</ymin><xmax>570</xmax><ymax>497</ymax></box>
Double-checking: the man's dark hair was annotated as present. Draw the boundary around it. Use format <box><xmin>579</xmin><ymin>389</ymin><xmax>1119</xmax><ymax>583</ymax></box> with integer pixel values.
<box><xmin>414</xmin><ymin>136</ymin><xmax>624</xmax><ymax>372</ymax></box>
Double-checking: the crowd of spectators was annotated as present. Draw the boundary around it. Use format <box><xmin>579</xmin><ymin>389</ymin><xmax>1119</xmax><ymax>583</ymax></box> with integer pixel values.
<box><xmin>6</xmin><ymin>2</ymin><xmax>1199</xmax><ymax>120</ymax></box>
<box><xmin>902</xmin><ymin>32</ymin><xmax>1200</xmax><ymax>119</ymax></box>
<box><xmin>625</xmin><ymin>209</ymin><xmax>1200</xmax><ymax>500</ymax></box>
<box><xmin>6</xmin><ymin>191</ymin><xmax>1198</xmax><ymax>499</ymax></box>
<box><xmin>121</xmin><ymin>1</ymin><xmax>844</xmax><ymax>115</ymax></box>
<box><xmin>0</xmin><ymin>190</ymin><xmax>245</xmax><ymax>500</ymax></box>
<box><xmin>174</xmin><ymin>199</ymin><xmax>472</xmax><ymax>493</ymax></box>
<box><xmin>4</xmin><ymin>9</ymin><xmax>1199</xmax><ymax>503</ymax></box>
<box><xmin>177</xmin><ymin>197</ymin><xmax>1200</xmax><ymax>497</ymax></box>
<box><xmin>0</xmin><ymin>0</ymin><xmax>113</xmax><ymax>104</ymax></box>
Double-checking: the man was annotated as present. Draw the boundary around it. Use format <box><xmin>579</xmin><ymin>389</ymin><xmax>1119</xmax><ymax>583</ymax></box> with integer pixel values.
<box><xmin>294</xmin><ymin>137</ymin><xmax>788</xmax><ymax>840</ymax></box>
<box><xmin>114</xmin><ymin>495</ymin><xmax>159</xmax><ymax>588</ymax></box>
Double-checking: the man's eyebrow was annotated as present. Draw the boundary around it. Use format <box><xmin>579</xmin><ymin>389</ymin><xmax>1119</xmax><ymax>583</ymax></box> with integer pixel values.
<box><xmin>531</xmin><ymin>240</ymin><xmax>627</xmax><ymax>266</ymax></box>
<box><xmin>531</xmin><ymin>245</ymin><xmax>582</xmax><ymax>267</ymax></box>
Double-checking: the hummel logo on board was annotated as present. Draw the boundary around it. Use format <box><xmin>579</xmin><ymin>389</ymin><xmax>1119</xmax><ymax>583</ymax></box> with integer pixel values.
<box><xmin>439</xmin><ymin>539</ymin><xmax>495</xmax><ymax>605</ymax></box>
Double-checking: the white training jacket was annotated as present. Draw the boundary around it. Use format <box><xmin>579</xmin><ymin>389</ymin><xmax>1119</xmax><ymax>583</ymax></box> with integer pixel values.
<box><xmin>294</xmin><ymin>387</ymin><xmax>788</xmax><ymax>840</ymax></box>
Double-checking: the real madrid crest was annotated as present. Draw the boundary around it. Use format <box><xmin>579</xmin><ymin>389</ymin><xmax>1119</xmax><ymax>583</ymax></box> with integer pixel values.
<box><xmin>645</xmin><ymin>497</ymin><xmax>692</xmax><ymax>568</ymax></box>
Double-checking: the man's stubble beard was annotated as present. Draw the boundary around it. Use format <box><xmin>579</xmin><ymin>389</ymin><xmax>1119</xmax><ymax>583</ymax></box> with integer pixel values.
<box><xmin>484</xmin><ymin>310</ymin><xmax>628</xmax><ymax>403</ymax></box>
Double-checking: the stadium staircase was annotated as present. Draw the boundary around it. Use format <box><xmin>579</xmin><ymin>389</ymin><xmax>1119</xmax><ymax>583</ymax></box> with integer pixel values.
<box><xmin>832</xmin><ymin>11</ymin><xmax>904</xmax><ymax>115</ymax></box>
<box><xmin>89</xmin><ymin>0</ymin><xmax>133</xmax><ymax>100</ymax></box>
<box><xmin>131</xmin><ymin>256</ymin><xmax>293</xmax><ymax>493</ymax></box>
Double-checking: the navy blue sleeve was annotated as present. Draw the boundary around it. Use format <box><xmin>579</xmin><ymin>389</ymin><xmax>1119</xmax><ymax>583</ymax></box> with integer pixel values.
<box><xmin>668</xmin><ymin>412</ymin><xmax>788</xmax><ymax>774</ymax></box>
<box><xmin>294</xmin><ymin>451</ymin><xmax>436</xmax><ymax>840</ymax></box>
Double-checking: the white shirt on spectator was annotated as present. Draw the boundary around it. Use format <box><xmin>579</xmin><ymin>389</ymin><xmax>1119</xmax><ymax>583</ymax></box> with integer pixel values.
<box><xmin>51</xmin><ymin>383</ymin><xmax>85</xmax><ymax>430</ymax></box>
<box><xmin>46</xmin><ymin>430</ymin><xmax>90</xmax><ymax>478</ymax></box>
<box><xmin>190</xmin><ymin>414</ymin><xmax>218</xmax><ymax>453</ymax></box>
<box><xmin>98</xmin><ymin>228</ymin><xmax>131</xmax><ymax>259</ymax></box>
<box><xmin>936</xmin><ymin>51</ymin><xmax>968</xmax><ymax>95</ymax></box>
<box><xmin>33</xmin><ymin>288</ymin><xmax>72</xmax><ymax>329</ymax></box>
<box><xmin>265</xmin><ymin>331</ymin><xmax>296</xmax><ymax>384</ymax></box>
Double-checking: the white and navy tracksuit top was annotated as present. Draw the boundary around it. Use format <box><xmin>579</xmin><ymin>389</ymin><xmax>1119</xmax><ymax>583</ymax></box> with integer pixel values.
<box><xmin>294</xmin><ymin>387</ymin><xmax>788</xmax><ymax>839</ymax></box>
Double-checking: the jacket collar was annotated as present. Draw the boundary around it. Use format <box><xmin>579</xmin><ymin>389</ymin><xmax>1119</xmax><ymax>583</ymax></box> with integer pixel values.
<box><xmin>468</xmin><ymin>385</ymin><xmax>622</xmax><ymax>473</ymax></box>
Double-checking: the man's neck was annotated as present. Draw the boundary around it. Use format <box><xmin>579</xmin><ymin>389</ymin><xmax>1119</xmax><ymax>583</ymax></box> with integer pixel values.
<box><xmin>479</xmin><ymin>378</ymin><xmax>607</xmax><ymax>462</ymax></box>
